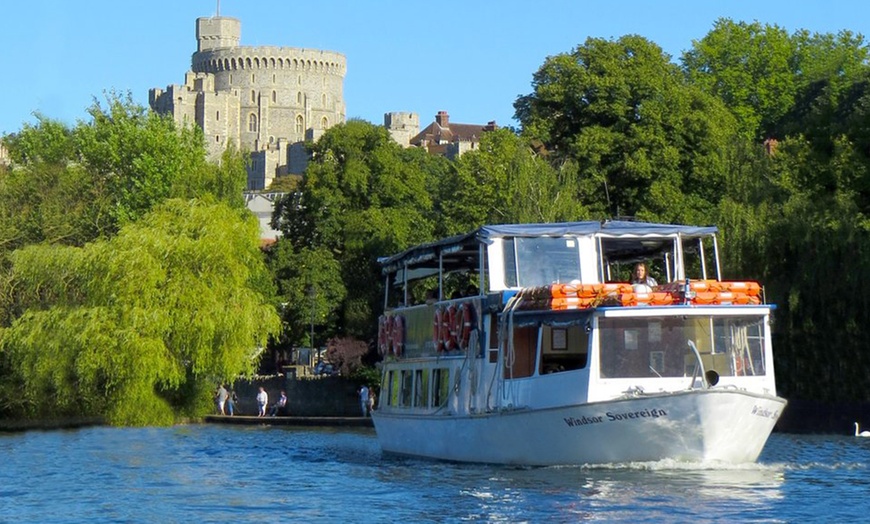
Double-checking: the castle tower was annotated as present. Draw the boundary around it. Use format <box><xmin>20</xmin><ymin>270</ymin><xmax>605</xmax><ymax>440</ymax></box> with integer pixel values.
<box><xmin>196</xmin><ymin>17</ymin><xmax>241</xmax><ymax>52</ymax></box>
<box><xmin>384</xmin><ymin>112</ymin><xmax>420</xmax><ymax>148</ymax></box>
<box><xmin>150</xmin><ymin>15</ymin><xmax>347</xmax><ymax>190</ymax></box>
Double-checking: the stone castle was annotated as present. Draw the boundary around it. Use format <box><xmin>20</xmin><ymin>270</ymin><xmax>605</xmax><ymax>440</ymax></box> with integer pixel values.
<box><xmin>149</xmin><ymin>16</ymin><xmax>347</xmax><ymax>190</ymax></box>
<box><xmin>148</xmin><ymin>14</ymin><xmax>497</xmax><ymax>243</ymax></box>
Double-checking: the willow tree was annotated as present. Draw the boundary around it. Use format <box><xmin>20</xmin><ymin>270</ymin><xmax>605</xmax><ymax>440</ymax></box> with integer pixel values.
<box><xmin>0</xmin><ymin>199</ymin><xmax>280</xmax><ymax>425</ymax></box>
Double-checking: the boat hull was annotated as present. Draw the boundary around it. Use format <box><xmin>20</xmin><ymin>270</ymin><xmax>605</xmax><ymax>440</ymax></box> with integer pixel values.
<box><xmin>372</xmin><ymin>389</ymin><xmax>786</xmax><ymax>466</ymax></box>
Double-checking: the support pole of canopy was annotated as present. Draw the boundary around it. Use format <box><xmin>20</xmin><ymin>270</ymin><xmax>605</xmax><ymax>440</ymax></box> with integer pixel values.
<box><xmin>438</xmin><ymin>250</ymin><xmax>444</xmax><ymax>301</ymax></box>
<box><xmin>478</xmin><ymin>243</ymin><xmax>485</xmax><ymax>296</ymax></box>
<box><xmin>712</xmin><ymin>235</ymin><xmax>722</xmax><ymax>280</ymax></box>
<box><xmin>699</xmin><ymin>238</ymin><xmax>708</xmax><ymax>280</ymax></box>
<box><xmin>403</xmin><ymin>262</ymin><xmax>408</xmax><ymax>306</ymax></box>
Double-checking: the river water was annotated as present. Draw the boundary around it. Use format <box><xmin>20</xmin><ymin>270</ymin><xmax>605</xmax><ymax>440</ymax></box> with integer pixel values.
<box><xmin>0</xmin><ymin>424</ymin><xmax>867</xmax><ymax>523</ymax></box>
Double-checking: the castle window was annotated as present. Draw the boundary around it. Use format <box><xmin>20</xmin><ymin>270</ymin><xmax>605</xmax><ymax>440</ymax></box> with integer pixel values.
<box><xmin>322</xmin><ymin>93</ymin><xmax>327</xmax><ymax>107</ymax></box>
<box><xmin>297</xmin><ymin>75</ymin><xmax>302</xmax><ymax>85</ymax></box>
<box><xmin>249</xmin><ymin>113</ymin><xmax>258</xmax><ymax>133</ymax></box>
<box><xmin>229</xmin><ymin>74</ymin><xmax>233</xmax><ymax>83</ymax></box>
<box><xmin>251</xmin><ymin>73</ymin><xmax>255</xmax><ymax>82</ymax></box>
<box><xmin>295</xmin><ymin>115</ymin><xmax>304</xmax><ymax>135</ymax></box>
<box><xmin>251</xmin><ymin>90</ymin><xmax>256</xmax><ymax>103</ymax></box>
<box><xmin>297</xmin><ymin>92</ymin><xmax>302</xmax><ymax>104</ymax></box>
<box><xmin>272</xmin><ymin>73</ymin><xmax>276</xmax><ymax>83</ymax></box>
<box><xmin>216</xmin><ymin>110</ymin><xmax>220</xmax><ymax>121</ymax></box>
<box><xmin>272</xmin><ymin>90</ymin><xmax>277</xmax><ymax>103</ymax></box>
<box><xmin>269</xmin><ymin>136</ymin><xmax>275</xmax><ymax>144</ymax></box>
<box><xmin>321</xmin><ymin>117</ymin><xmax>328</xmax><ymax>129</ymax></box>
<box><xmin>216</xmin><ymin>135</ymin><xmax>220</xmax><ymax>142</ymax></box>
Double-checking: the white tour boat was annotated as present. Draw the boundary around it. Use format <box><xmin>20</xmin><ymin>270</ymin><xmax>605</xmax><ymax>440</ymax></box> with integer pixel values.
<box><xmin>371</xmin><ymin>221</ymin><xmax>786</xmax><ymax>466</ymax></box>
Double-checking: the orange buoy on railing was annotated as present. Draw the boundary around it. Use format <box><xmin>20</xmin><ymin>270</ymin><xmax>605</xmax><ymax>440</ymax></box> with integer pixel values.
<box><xmin>391</xmin><ymin>315</ymin><xmax>405</xmax><ymax>356</ymax></box>
<box><xmin>432</xmin><ymin>307</ymin><xmax>444</xmax><ymax>352</ymax></box>
<box><xmin>377</xmin><ymin>315</ymin><xmax>389</xmax><ymax>356</ymax></box>
<box><xmin>455</xmin><ymin>302</ymin><xmax>474</xmax><ymax>350</ymax></box>
<box><xmin>444</xmin><ymin>304</ymin><xmax>458</xmax><ymax>351</ymax></box>
<box><xmin>616</xmin><ymin>292</ymin><xmax>674</xmax><ymax>307</ymax></box>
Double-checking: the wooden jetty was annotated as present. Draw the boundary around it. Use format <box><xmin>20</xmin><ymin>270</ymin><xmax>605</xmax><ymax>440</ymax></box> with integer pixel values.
<box><xmin>204</xmin><ymin>414</ymin><xmax>373</xmax><ymax>428</ymax></box>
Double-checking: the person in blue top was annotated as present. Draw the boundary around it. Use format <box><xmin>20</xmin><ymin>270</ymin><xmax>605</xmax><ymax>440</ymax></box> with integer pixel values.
<box><xmin>270</xmin><ymin>390</ymin><xmax>288</xmax><ymax>416</ymax></box>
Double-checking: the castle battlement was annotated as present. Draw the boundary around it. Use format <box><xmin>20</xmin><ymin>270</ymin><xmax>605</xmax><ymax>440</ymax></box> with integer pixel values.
<box><xmin>193</xmin><ymin>47</ymin><xmax>346</xmax><ymax>76</ymax></box>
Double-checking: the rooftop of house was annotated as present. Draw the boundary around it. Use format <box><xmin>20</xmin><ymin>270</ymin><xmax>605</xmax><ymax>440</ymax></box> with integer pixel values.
<box><xmin>410</xmin><ymin>111</ymin><xmax>497</xmax><ymax>147</ymax></box>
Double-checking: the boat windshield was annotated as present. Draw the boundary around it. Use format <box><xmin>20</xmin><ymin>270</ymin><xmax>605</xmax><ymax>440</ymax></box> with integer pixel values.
<box><xmin>597</xmin><ymin>315</ymin><xmax>767</xmax><ymax>379</ymax></box>
<box><xmin>504</xmin><ymin>236</ymin><xmax>582</xmax><ymax>287</ymax></box>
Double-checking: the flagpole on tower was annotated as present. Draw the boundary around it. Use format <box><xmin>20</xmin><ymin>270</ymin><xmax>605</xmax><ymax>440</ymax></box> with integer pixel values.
<box><xmin>217</xmin><ymin>0</ymin><xmax>220</xmax><ymax>16</ymax></box>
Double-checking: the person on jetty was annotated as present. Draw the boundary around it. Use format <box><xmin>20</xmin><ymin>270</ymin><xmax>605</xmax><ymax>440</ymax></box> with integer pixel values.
<box><xmin>359</xmin><ymin>385</ymin><xmax>370</xmax><ymax>417</ymax></box>
<box><xmin>227</xmin><ymin>389</ymin><xmax>238</xmax><ymax>416</ymax></box>
<box><xmin>215</xmin><ymin>384</ymin><xmax>229</xmax><ymax>415</ymax></box>
<box><xmin>270</xmin><ymin>390</ymin><xmax>288</xmax><ymax>417</ymax></box>
<box><xmin>256</xmin><ymin>387</ymin><xmax>268</xmax><ymax>417</ymax></box>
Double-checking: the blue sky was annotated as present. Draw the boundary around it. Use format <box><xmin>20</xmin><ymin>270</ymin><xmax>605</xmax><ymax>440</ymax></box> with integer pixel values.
<box><xmin>1</xmin><ymin>0</ymin><xmax>868</xmax><ymax>135</ymax></box>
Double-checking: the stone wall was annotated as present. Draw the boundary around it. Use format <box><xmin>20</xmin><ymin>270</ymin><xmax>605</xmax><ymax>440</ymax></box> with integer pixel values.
<box><xmin>229</xmin><ymin>375</ymin><xmax>362</xmax><ymax>417</ymax></box>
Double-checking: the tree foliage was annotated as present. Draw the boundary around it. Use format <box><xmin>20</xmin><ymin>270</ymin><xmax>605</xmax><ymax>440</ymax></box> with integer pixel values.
<box><xmin>0</xmin><ymin>199</ymin><xmax>280</xmax><ymax>425</ymax></box>
<box><xmin>438</xmin><ymin>129</ymin><xmax>588</xmax><ymax>234</ymax></box>
<box><xmin>515</xmin><ymin>35</ymin><xmax>738</xmax><ymax>223</ymax></box>
<box><xmin>273</xmin><ymin>120</ymin><xmax>448</xmax><ymax>340</ymax></box>
<box><xmin>265</xmin><ymin>240</ymin><xmax>346</xmax><ymax>348</ymax></box>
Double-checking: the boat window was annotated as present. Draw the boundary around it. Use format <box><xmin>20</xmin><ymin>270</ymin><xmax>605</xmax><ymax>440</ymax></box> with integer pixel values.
<box><xmin>504</xmin><ymin>326</ymin><xmax>538</xmax><ymax>379</ymax></box>
<box><xmin>432</xmin><ymin>368</ymin><xmax>449</xmax><ymax>408</ymax></box>
<box><xmin>597</xmin><ymin>315</ymin><xmax>767</xmax><ymax>379</ymax></box>
<box><xmin>504</xmin><ymin>237</ymin><xmax>581</xmax><ymax>287</ymax></box>
<box><xmin>386</xmin><ymin>370</ymin><xmax>398</xmax><ymax>407</ymax></box>
<box><xmin>540</xmin><ymin>325</ymin><xmax>589</xmax><ymax>374</ymax></box>
<box><xmin>413</xmin><ymin>369</ymin><xmax>428</xmax><ymax>407</ymax></box>
<box><xmin>400</xmin><ymin>370</ymin><xmax>413</xmax><ymax>407</ymax></box>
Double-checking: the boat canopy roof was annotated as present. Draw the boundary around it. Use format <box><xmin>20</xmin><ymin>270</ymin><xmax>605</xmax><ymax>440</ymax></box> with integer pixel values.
<box><xmin>379</xmin><ymin>221</ymin><xmax>718</xmax><ymax>276</ymax></box>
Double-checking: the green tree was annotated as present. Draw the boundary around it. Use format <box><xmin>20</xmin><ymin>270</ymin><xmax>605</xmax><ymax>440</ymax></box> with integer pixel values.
<box><xmin>2</xmin><ymin>114</ymin><xmax>75</xmax><ymax>165</ymax></box>
<box><xmin>515</xmin><ymin>35</ymin><xmax>737</xmax><ymax>223</ymax></box>
<box><xmin>682</xmin><ymin>19</ymin><xmax>798</xmax><ymax>140</ymax></box>
<box><xmin>73</xmin><ymin>92</ymin><xmax>214</xmax><ymax>225</ymax></box>
<box><xmin>274</xmin><ymin>120</ymin><xmax>447</xmax><ymax>339</ymax></box>
<box><xmin>0</xmin><ymin>162</ymin><xmax>112</xmax><ymax>251</ymax></box>
<box><xmin>438</xmin><ymin>129</ymin><xmax>588</xmax><ymax>234</ymax></box>
<box><xmin>0</xmin><ymin>199</ymin><xmax>280</xmax><ymax>425</ymax></box>
<box><xmin>266</xmin><ymin>240</ymin><xmax>346</xmax><ymax>348</ymax></box>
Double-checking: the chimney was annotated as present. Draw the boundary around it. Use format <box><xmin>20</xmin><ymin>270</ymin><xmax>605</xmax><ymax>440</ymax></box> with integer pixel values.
<box><xmin>435</xmin><ymin>111</ymin><xmax>449</xmax><ymax>127</ymax></box>
<box><xmin>484</xmin><ymin>120</ymin><xmax>497</xmax><ymax>132</ymax></box>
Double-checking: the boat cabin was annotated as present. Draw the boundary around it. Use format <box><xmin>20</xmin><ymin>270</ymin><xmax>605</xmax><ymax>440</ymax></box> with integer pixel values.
<box><xmin>376</xmin><ymin>221</ymin><xmax>775</xmax><ymax>415</ymax></box>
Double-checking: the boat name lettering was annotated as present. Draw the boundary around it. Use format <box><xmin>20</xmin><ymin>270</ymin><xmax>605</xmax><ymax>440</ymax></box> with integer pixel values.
<box><xmin>563</xmin><ymin>415</ymin><xmax>604</xmax><ymax>427</ymax></box>
<box><xmin>563</xmin><ymin>408</ymin><xmax>668</xmax><ymax>427</ymax></box>
<box><xmin>606</xmin><ymin>408</ymin><xmax>668</xmax><ymax>421</ymax></box>
<box><xmin>751</xmin><ymin>405</ymin><xmax>778</xmax><ymax>419</ymax></box>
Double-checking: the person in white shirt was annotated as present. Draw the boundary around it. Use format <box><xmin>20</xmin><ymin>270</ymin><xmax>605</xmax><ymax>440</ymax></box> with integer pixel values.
<box><xmin>256</xmin><ymin>387</ymin><xmax>268</xmax><ymax>417</ymax></box>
